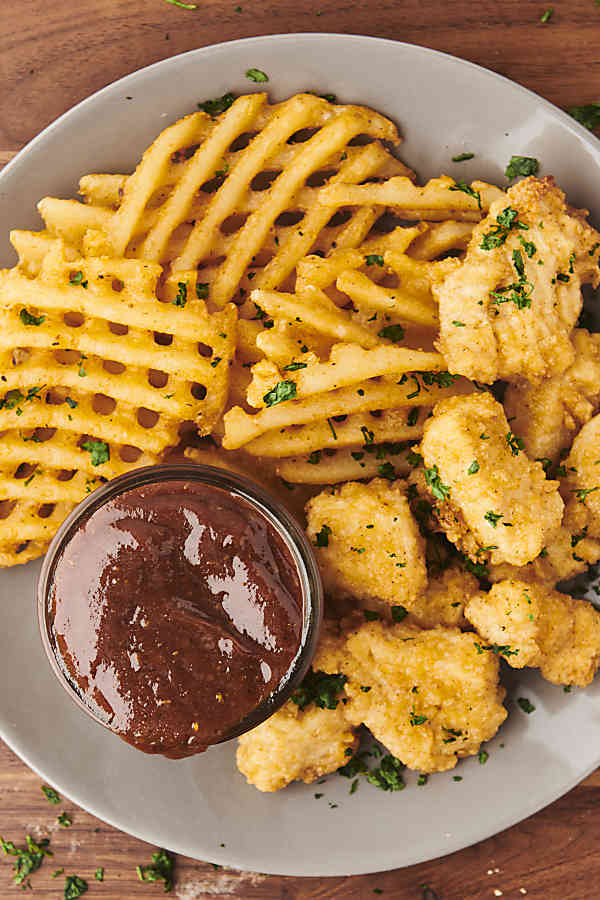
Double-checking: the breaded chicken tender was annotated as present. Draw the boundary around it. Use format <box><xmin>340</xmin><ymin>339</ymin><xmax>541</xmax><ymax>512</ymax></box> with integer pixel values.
<box><xmin>419</xmin><ymin>393</ymin><xmax>563</xmax><ymax>567</ymax></box>
<box><xmin>435</xmin><ymin>177</ymin><xmax>600</xmax><ymax>384</ymax></box>
<box><xmin>504</xmin><ymin>329</ymin><xmax>600</xmax><ymax>463</ymax></box>
<box><xmin>488</xmin><ymin>498</ymin><xmax>600</xmax><ymax>586</ymax></box>
<box><xmin>465</xmin><ymin>580</ymin><xmax>600</xmax><ymax>686</ymax></box>
<box><xmin>317</xmin><ymin>619</ymin><xmax>507</xmax><ymax>773</ymax></box>
<box><xmin>408</xmin><ymin>565</ymin><xmax>479</xmax><ymax>629</ymax></box>
<box><xmin>236</xmin><ymin>700</ymin><xmax>358</xmax><ymax>792</ymax></box>
<box><xmin>305</xmin><ymin>479</ymin><xmax>427</xmax><ymax>614</ymax></box>
<box><xmin>564</xmin><ymin>412</ymin><xmax>600</xmax><ymax>538</ymax></box>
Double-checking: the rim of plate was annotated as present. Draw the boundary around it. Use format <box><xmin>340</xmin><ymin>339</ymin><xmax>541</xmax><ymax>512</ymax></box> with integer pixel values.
<box><xmin>1</xmin><ymin>34</ymin><xmax>600</xmax><ymax>876</ymax></box>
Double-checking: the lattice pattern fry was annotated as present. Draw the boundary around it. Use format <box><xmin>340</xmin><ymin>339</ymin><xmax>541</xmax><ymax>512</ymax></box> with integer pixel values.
<box><xmin>0</xmin><ymin>240</ymin><xmax>236</xmax><ymax>565</ymax></box>
<box><xmin>24</xmin><ymin>94</ymin><xmax>414</xmax><ymax>311</ymax></box>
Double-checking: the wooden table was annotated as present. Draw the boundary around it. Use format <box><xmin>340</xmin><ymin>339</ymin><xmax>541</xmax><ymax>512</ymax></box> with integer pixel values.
<box><xmin>1</xmin><ymin>1</ymin><xmax>600</xmax><ymax>897</ymax></box>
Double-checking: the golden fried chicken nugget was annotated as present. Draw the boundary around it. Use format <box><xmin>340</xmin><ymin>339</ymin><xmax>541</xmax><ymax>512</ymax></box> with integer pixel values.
<box><xmin>305</xmin><ymin>479</ymin><xmax>427</xmax><ymax>614</ymax></box>
<box><xmin>236</xmin><ymin>701</ymin><xmax>358</xmax><ymax>792</ymax></box>
<box><xmin>317</xmin><ymin>619</ymin><xmax>507</xmax><ymax>773</ymax></box>
<box><xmin>488</xmin><ymin>498</ymin><xmax>600</xmax><ymax>587</ymax></box>
<box><xmin>564</xmin><ymin>413</ymin><xmax>600</xmax><ymax>538</ymax></box>
<box><xmin>504</xmin><ymin>329</ymin><xmax>600</xmax><ymax>464</ymax></box>
<box><xmin>435</xmin><ymin>178</ymin><xmax>600</xmax><ymax>384</ymax></box>
<box><xmin>465</xmin><ymin>579</ymin><xmax>600</xmax><ymax>686</ymax></box>
<box><xmin>419</xmin><ymin>393</ymin><xmax>563</xmax><ymax>567</ymax></box>
<box><xmin>408</xmin><ymin>565</ymin><xmax>478</xmax><ymax>629</ymax></box>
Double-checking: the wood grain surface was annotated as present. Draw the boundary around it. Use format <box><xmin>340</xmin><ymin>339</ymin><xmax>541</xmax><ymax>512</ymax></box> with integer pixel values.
<box><xmin>1</xmin><ymin>1</ymin><xmax>600</xmax><ymax>897</ymax></box>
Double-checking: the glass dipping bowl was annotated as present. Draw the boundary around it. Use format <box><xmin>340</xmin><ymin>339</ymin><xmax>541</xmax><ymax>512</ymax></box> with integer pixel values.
<box><xmin>37</xmin><ymin>463</ymin><xmax>323</xmax><ymax>754</ymax></box>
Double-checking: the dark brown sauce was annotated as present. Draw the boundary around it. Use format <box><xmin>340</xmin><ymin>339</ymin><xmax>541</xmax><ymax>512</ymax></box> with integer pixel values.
<box><xmin>48</xmin><ymin>480</ymin><xmax>303</xmax><ymax>757</ymax></box>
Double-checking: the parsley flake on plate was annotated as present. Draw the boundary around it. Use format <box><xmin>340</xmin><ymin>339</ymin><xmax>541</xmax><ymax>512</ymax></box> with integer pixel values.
<box><xmin>245</xmin><ymin>68</ymin><xmax>269</xmax><ymax>83</ymax></box>
<box><xmin>451</xmin><ymin>152</ymin><xmax>474</xmax><ymax>162</ymax></box>
<box><xmin>505</xmin><ymin>155</ymin><xmax>539</xmax><ymax>179</ymax></box>
<box><xmin>568</xmin><ymin>102</ymin><xmax>600</xmax><ymax>132</ymax></box>
<box><xmin>517</xmin><ymin>697</ymin><xmax>536</xmax><ymax>714</ymax></box>
<box><xmin>424</xmin><ymin>464</ymin><xmax>451</xmax><ymax>501</ymax></box>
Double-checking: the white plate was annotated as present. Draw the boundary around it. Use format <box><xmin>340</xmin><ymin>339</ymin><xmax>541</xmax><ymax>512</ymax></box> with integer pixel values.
<box><xmin>2</xmin><ymin>34</ymin><xmax>600</xmax><ymax>878</ymax></box>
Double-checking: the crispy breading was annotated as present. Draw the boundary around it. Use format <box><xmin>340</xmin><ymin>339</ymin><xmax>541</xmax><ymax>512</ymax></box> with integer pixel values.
<box><xmin>316</xmin><ymin>619</ymin><xmax>506</xmax><ymax>773</ymax></box>
<box><xmin>465</xmin><ymin>579</ymin><xmax>600</xmax><ymax>686</ymax></box>
<box><xmin>435</xmin><ymin>177</ymin><xmax>600</xmax><ymax>384</ymax></box>
<box><xmin>305</xmin><ymin>479</ymin><xmax>427</xmax><ymax>614</ymax></box>
<box><xmin>564</xmin><ymin>412</ymin><xmax>600</xmax><ymax>538</ymax></box>
<box><xmin>418</xmin><ymin>393</ymin><xmax>563</xmax><ymax>567</ymax></box>
<box><xmin>488</xmin><ymin>498</ymin><xmax>600</xmax><ymax>586</ymax></box>
<box><xmin>504</xmin><ymin>329</ymin><xmax>600</xmax><ymax>463</ymax></box>
<box><xmin>408</xmin><ymin>565</ymin><xmax>478</xmax><ymax>629</ymax></box>
<box><xmin>236</xmin><ymin>700</ymin><xmax>358</xmax><ymax>792</ymax></box>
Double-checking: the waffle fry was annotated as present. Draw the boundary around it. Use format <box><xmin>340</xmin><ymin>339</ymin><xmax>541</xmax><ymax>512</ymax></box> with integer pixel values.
<box><xmin>276</xmin><ymin>446</ymin><xmax>414</xmax><ymax>484</ymax></box>
<box><xmin>318</xmin><ymin>176</ymin><xmax>505</xmax><ymax>220</ymax></box>
<box><xmin>0</xmin><ymin>240</ymin><xmax>236</xmax><ymax>565</ymax></box>
<box><xmin>30</xmin><ymin>94</ymin><xmax>413</xmax><ymax>308</ymax></box>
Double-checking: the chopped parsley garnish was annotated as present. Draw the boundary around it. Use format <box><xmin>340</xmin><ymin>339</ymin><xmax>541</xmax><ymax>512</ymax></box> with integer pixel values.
<box><xmin>245</xmin><ymin>68</ymin><xmax>269</xmax><ymax>83</ymax></box>
<box><xmin>196</xmin><ymin>282</ymin><xmax>209</xmax><ymax>299</ymax></box>
<box><xmin>519</xmin><ymin>237</ymin><xmax>537</xmax><ymax>257</ymax></box>
<box><xmin>363</xmin><ymin>610</ymin><xmax>380</xmax><ymax>621</ymax></box>
<box><xmin>490</xmin><ymin>279</ymin><xmax>533</xmax><ymax>310</ymax></box>
<box><xmin>417</xmin><ymin>774</ymin><xmax>428</xmax><ymax>786</ymax></box>
<box><xmin>378</xmin><ymin>324</ymin><xmax>405</xmax><ymax>342</ymax></box>
<box><xmin>573</xmin><ymin>486</ymin><xmax>600</xmax><ymax>504</ymax></box>
<box><xmin>464</xmin><ymin>556</ymin><xmax>489</xmax><ymax>578</ymax></box>
<box><xmin>467</xmin><ymin>460</ymin><xmax>480</xmax><ymax>475</ymax></box>
<box><xmin>424</xmin><ymin>464</ymin><xmax>451</xmax><ymax>501</ymax></box>
<box><xmin>174</xmin><ymin>282</ymin><xmax>188</xmax><ymax>307</ymax></box>
<box><xmin>512</xmin><ymin>248</ymin><xmax>526</xmax><ymax>279</ymax></box>
<box><xmin>94</xmin><ymin>868</ymin><xmax>104</xmax><ymax>882</ymax></box>
<box><xmin>410</xmin><ymin>711</ymin><xmax>428</xmax><ymax>726</ymax></box>
<box><xmin>420</xmin><ymin>370</ymin><xmax>458</xmax><ymax>388</ymax></box>
<box><xmin>81</xmin><ymin>440</ymin><xmax>110</xmax><ymax>467</ymax></box>
<box><xmin>453</xmin><ymin>776</ymin><xmax>463</xmax><ymax>782</ymax></box>
<box><xmin>69</xmin><ymin>271</ymin><xmax>88</xmax><ymax>288</ymax></box>
<box><xmin>53</xmin><ymin>869</ymin><xmax>65</xmax><ymax>878</ymax></box>
<box><xmin>198</xmin><ymin>93</ymin><xmax>236</xmax><ymax>117</ymax></box>
<box><xmin>540</xmin><ymin>7</ymin><xmax>552</xmax><ymax>22</ymax></box>
<box><xmin>0</xmin><ymin>835</ymin><xmax>52</xmax><ymax>887</ymax></box>
<box><xmin>484</xmin><ymin>510</ymin><xmax>503</xmax><ymax>527</ymax></box>
<box><xmin>452</xmin><ymin>320</ymin><xmax>466</xmax><ymax>327</ymax></box>
<box><xmin>366</xmin><ymin>754</ymin><xmax>405</xmax><ymax>791</ymax></box>
<box><xmin>307</xmin><ymin>450</ymin><xmax>322</xmax><ymax>465</ymax></box>
<box><xmin>283</xmin><ymin>361</ymin><xmax>307</xmax><ymax>371</ymax></box>
<box><xmin>41</xmin><ymin>785</ymin><xmax>61</xmax><ymax>804</ymax></box>
<box><xmin>58</xmin><ymin>812</ymin><xmax>72</xmax><ymax>828</ymax></box>
<box><xmin>378</xmin><ymin>461</ymin><xmax>396</xmax><ymax>481</ymax></box>
<box><xmin>517</xmin><ymin>697</ymin><xmax>536</xmax><ymax>714</ymax></box>
<box><xmin>136</xmin><ymin>849</ymin><xmax>174</xmax><ymax>893</ymax></box>
<box><xmin>568</xmin><ymin>102</ymin><xmax>600</xmax><ymax>132</ymax></box>
<box><xmin>361</xmin><ymin>425</ymin><xmax>375</xmax><ymax>444</ymax></box>
<box><xmin>505</xmin><ymin>155</ymin><xmax>539</xmax><ymax>179</ymax></box>
<box><xmin>391</xmin><ymin>605</ymin><xmax>408</xmax><ymax>622</ymax></box>
<box><xmin>556</xmin><ymin>272</ymin><xmax>570</xmax><ymax>283</ymax></box>
<box><xmin>263</xmin><ymin>380</ymin><xmax>296</xmax><ymax>407</ymax></box>
<box><xmin>164</xmin><ymin>0</ymin><xmax>197</xmax><ymax>7</ymax></box>
<box><xmin>19</xmin><ymin>309</ymin><xmax>46</xmax><ymax>327</ymax></box>
<box><xmin>478</xmin><ymin>749</ymin><xmax>489</xmax><ymax>765</ymax></box>
<box><xmin>64</xmin><ymin>874</ymin><xmax>88</xmax><ymax>898</ymax></box>
<box><xmin>448</xmin><ymin>181</ymin><xmax>481</xmax><ymax>209</ymax></box>
<box><xmin>365</xmin><ymin>254</ymin><xmax>384</xmax><ymax>267</ymax></box>
<box><xmin>314</xmin><ymin>524</ymin><xmax>332</xmax><ymax>547</ymax></box>
<box><xmin>407</xmin><ymin>407</ymin><xmax>419</xmax><ymax>427</ymax></box>
<box><xmin>452</xmin><ymin>152</ymin><xmax>474</xmax><ymax>162</ymax></box>
<box><xmin>474</xmin><ymin>641</ymin><xmax>519</xmax><ymax>657</ymax></box>
<box><xmin>291</xmin><ymin>670</ymin><xmax>347</xmax><ymax>710</ymax></box>
<box><xmin>65</xmin><ymin>396</ymin><xmax>78</xmax><ymax>409</ymax></box>
<box><xmin>480</xmin><ymin>205</ymin><xmax>528</xmax><ymax>250</ymax></box>
<box><xmin>506</xmin><ymin>431</ymin><xmax>525</xmax><ymax>455</ymax></box>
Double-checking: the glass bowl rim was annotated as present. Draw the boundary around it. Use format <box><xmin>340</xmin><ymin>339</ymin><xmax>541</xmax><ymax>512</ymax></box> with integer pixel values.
<box><xmin>37</xmin><ymin>462</ymin><xmax>323</xmax><ymax>751</ymax></box>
